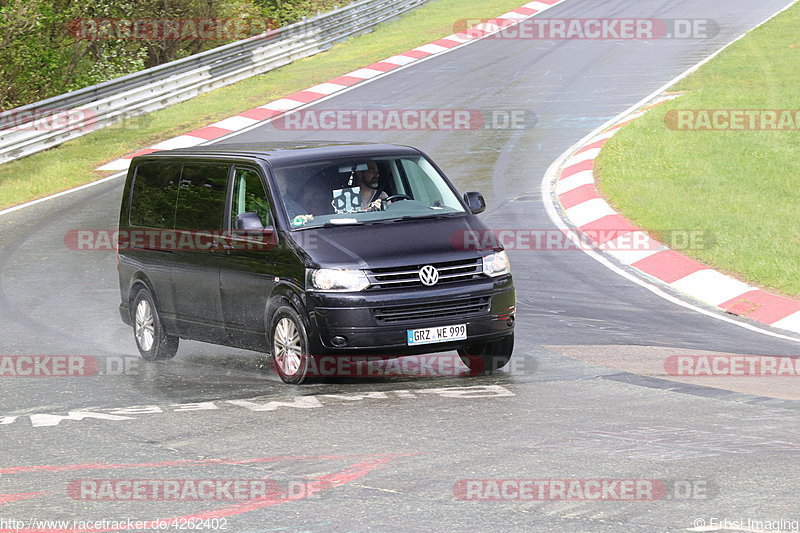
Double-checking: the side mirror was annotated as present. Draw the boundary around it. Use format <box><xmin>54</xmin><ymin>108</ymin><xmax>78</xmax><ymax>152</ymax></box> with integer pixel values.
<box><xmin>463</xmin><ymin>192</ymin><xmax>486</xmax><ymax>215</ymax></box>
<box><xmin>231</xmin><ymin>212</ymin><xmax>277</xmax><ymax>249</ymax></box>
<box><xmin>234</xmin><ymin>211</ymin><xmax>266</xmax><ymax>231</ymax></box>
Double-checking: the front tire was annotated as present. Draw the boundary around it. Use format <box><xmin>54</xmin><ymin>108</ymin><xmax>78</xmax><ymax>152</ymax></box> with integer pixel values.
<box><xmin>458</xmin><ymin>334</ymin><xmax>514</xmax><ymax>375</ymax></box>
<box><xmin>132</xmin><ymin>288</ymin><xmax>179</xmax><ymax>361</ymax></box>
<box><xmin>270</xmin><ymin>305</ymin><xmax>312</xmax><ymax>384</ymax></box>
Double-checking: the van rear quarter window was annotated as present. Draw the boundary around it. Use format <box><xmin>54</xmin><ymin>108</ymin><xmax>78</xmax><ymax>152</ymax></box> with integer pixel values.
<box><xmin>174</xmin><ymin>163</ymin><xmax>230</xmax><ymax>230</ymax></box>
<box><xmin>128</xmin><ymin>163</ymin><xmax>181</xmax><ymax>228</ymax></box>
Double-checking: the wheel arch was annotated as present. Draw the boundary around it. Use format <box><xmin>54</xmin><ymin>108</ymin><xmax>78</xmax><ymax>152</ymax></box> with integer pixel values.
<box><xmin>265</xmin><ymin>282</ymin><xmax>306</xmax><ymax>325</ymax></box>
<box><xmin>264</xmin><ymin>282</ymin><xmax>318</xmax><ymax>352</ymax></box>
<box><xmin>127</xmin><ymin>273</ymin><xmax>157</xmax><ymax>319</ymax></box>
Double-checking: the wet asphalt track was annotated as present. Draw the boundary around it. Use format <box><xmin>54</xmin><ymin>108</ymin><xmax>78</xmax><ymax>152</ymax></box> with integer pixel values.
<box><xmin>1</xmin><ymin>0</ymin><xmax>799</xmax><ymax>531</ymax></box>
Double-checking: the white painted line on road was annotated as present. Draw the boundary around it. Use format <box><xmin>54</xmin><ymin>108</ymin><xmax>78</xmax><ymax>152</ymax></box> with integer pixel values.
<box><xmin>1</xmin><ymin>385</ymin><xmax>515</xmax><ymax>428</ymax></box>
<box><xmin>469</xmin><ymin>23</ymin><xmax>503</xmax><ymax>34</ymax></box>
<box><xmin>565</xmin><ymin>198</ymin><xmax>616</xmax><ymax>227</ymax></box>
<box><xmin>523</xmin><ymin>2</ymin><xmax>552</xmax><ymax>10</ymax></box>
<box><xmin>344</xmin><ymin>68</ymin><xmax>386</xmax><ymax>79</ymax></box>
<box><xmin>151</xmin><ymin>135</ymin><xmax>206</xmax><ymax>150</ymax></box>
<box><xmin>499</xmin><ymin>11</ymin><xmax>529</xmax><ymax>20</ymax></box>
<box><xmin>670</xmin><ymin>270</ymin><xmax>756</xmax><ymax>307</ymax></box>
<box><xmin>260</xmin><ymin>98</ymin><xmax>305</xmax><ymax>111</ymax></box>
<box><xmin>210</xmin><ymin>116</ymin><xmax>260</xmax><ymax>130</ymax></box>
<box><xmin>96</xmin><ymin>159</ymin><xmax>132</xmax><ymax>171</ymax></box>
<box><xmin>591</xmin><ymin>129</ymin><xmax>620</xmax><ymax>142</ymax></box>
<box><xmin>601</xmin><ymin>236</ymin><xmax>665</xmax><ymax>265</ymax></box>
<box><xmin>564</xmin><ymin>147</ymin><xmax>601</xmax><ymax>167</ymax></box>
<box><xmin>442</xmin><ymin>33</ymin><xmax>474</xmax><ymax>44</ymax></box>
<box><xmin>382</xmin><ymin>54</ymin><xmax>420</xmax><ymax>65</ymax></box>
<box><xmin>305</xmin><ymin>82</ymin><xmax>349</xmax><ymax>95</ymax></box>
<box><xmin>556</xmin><ymin>171</ymin><xmax>595</xmax><ymax>194</ymax></box>
<box><xmin>771</xmin><ymin>311</ymin><xmax>800</xmax><ymax>334</ymax></box>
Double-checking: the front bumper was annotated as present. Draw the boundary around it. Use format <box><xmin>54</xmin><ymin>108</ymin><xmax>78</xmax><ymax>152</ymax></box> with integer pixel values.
<box><xmin>304</xmin><ymin>275</ymin><xmax>515</xmax><ymax>356</ymax></box>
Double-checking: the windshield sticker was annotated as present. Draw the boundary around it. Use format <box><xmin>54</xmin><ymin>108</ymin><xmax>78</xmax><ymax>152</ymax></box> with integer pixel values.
<box><xmin>291</xmin><ymin>214</ymin><xmax>314</xmax><ymax>227</ymax></box>
<box><xmin>331</xmin><ymin>187</ymin><xmax>362</xmax><ymax>214</ymax></box>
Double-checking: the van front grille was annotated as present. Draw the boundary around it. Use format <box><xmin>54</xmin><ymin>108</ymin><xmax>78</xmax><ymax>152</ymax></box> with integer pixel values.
<box><xmin>373</xmin><ymin>296</ymin><xmax>490</xmax><ymax>325</ymax></box>
<box><xmin>366</xmin><ymin>258</ymin><xmax>483</xmax><ymax>290</ymax></box>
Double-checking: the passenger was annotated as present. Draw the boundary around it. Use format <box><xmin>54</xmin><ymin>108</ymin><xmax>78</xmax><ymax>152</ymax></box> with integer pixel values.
<box><xmin>301</xmin><ymin>180</ymin><xmax>333</xmax><ymax>215</ymax></box>
<box><xmin>280</xmin><ymin>169</ymin><xmax>333</xmax><ymax>218</ymax></box>
<box><xmin>279</xmin><ymin>176</ymin><xmax>308</xmax><ymax>219</ymax></box>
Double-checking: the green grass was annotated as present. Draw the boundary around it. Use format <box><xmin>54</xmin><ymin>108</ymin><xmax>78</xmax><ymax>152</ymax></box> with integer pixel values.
<box><xmin>596</xmin><ymin>4</ymin><xmax>800</xmax><ymax>298</ymax></box>
<box><xmin>0</xmin><ymin>0</ymin><xmax>526</xmax><ymax>210</ymax></box>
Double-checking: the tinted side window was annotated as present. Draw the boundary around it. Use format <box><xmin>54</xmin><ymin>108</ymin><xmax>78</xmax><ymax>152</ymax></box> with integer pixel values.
<box><xmin>129</xmin><ymin>163</ymin><xmax>180</xmax><ymax>228</ymax></box>
<box><xmin>174</xmin><ymin>164</ymin><xmax>230</xmax><ymax>230</ymax></box>
<box><xmin>231</xmin><ymin>168</ymin><xmax>271</xmax><ymax>227</ymax></box>
<box><xmin>400</xmin><ymin>159</ymin><xmax>441</xmax><ymax>205</ymax></box>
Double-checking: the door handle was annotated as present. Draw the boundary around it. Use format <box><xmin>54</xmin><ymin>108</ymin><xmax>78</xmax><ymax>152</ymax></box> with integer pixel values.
<box><xmin>211</xmin><ymin>239</ymin><xmax>234</xmax><ymax>253</ymax></box>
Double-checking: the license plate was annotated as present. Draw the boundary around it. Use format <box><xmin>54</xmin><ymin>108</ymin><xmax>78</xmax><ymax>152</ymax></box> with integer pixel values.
<box><xmin>407</xmin><ymin>324</ymin><xmax>467</xmax><ymax>346</ymax></box>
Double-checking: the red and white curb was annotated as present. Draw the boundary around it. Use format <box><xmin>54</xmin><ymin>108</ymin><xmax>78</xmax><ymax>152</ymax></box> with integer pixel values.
<box><xmin>97</xmin><ymin>0</ymin><xmax>565</xmax><ymax>172</ymax></box>
<box><xmin>554</xmin><ymin>97</ymin><xmax>800</xmax><ymax>336</ymax></box>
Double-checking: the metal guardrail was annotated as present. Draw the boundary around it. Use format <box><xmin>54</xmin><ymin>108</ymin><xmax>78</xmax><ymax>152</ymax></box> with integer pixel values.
<box><xmin>0</xmin><ymin>0</ymin><xmax>432</xmax><ymax>165</ymax></box>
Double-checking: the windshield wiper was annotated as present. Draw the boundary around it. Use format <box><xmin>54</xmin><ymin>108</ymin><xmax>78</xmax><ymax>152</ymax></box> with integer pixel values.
<box><xmin>295</xmin><ymin>213</ymin><xmax>461</xmax><ymax>229</ymax></box>
<box><xmin>293</xmin><ymin>220</ymin><xmax>366</xmax><ymax>230</ymax></box>
<box><xmin>376</xmin><ymin>213</ymin><xmax>462</xmax><ymax>223</ymax></box>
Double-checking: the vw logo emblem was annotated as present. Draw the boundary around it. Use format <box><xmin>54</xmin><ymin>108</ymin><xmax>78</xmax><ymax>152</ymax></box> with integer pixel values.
<box><xmin>419</xmin><ymin>265</ymin><xmax>439</xmax><ymax>286</ymax></box>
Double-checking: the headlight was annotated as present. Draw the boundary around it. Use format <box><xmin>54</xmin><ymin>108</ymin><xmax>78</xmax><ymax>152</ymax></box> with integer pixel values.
<box><xmin>482</xmin><ymin>251</ymin><xmax>511</xmax><ymax>277</ymax></box>
<box><xmin>307</xmin><ymin>268</ymin><xmax>370</xmax><ymax>291</ymax></box>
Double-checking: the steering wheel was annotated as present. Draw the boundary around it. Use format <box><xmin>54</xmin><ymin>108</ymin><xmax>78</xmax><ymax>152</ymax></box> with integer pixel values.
<box><xmin>384</xmin><ymin>194</ymin><xmax>412</xmax><ymax>203</ymax></box>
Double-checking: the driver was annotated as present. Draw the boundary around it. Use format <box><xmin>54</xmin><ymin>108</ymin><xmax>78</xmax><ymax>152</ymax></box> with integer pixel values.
<box><xmin>353</xmin><ymin>161</ymin><xmax>388</xmax><ymax>211</ymax></box>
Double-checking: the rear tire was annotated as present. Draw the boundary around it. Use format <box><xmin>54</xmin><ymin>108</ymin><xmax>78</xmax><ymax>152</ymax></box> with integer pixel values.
<box><xmin>132</xmin><ymin>288</ymin><xmax>179</xmax><ymax>361</ymax></box>
<box><xmin>270</xmin><ymin>305</ymin><xmax>312</xmax><ymax>384</ymax></box>
<box><xmin>458</xmin><ymin>334</ymin><xmax>514</xmax><ymax>375</ymax></box>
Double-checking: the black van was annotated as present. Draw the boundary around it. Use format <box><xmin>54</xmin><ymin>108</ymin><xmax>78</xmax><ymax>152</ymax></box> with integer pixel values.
<box><xmin>117</xmin><ymin>142</ymin><xmax>515</xmax><ymax>383</ymax></box>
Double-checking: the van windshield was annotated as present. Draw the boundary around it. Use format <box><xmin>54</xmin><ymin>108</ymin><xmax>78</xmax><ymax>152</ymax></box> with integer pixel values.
<box><xmin>272</xmin><ymin>156</ymin><xmax>466</xmax><ymax>230</ymax></box>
